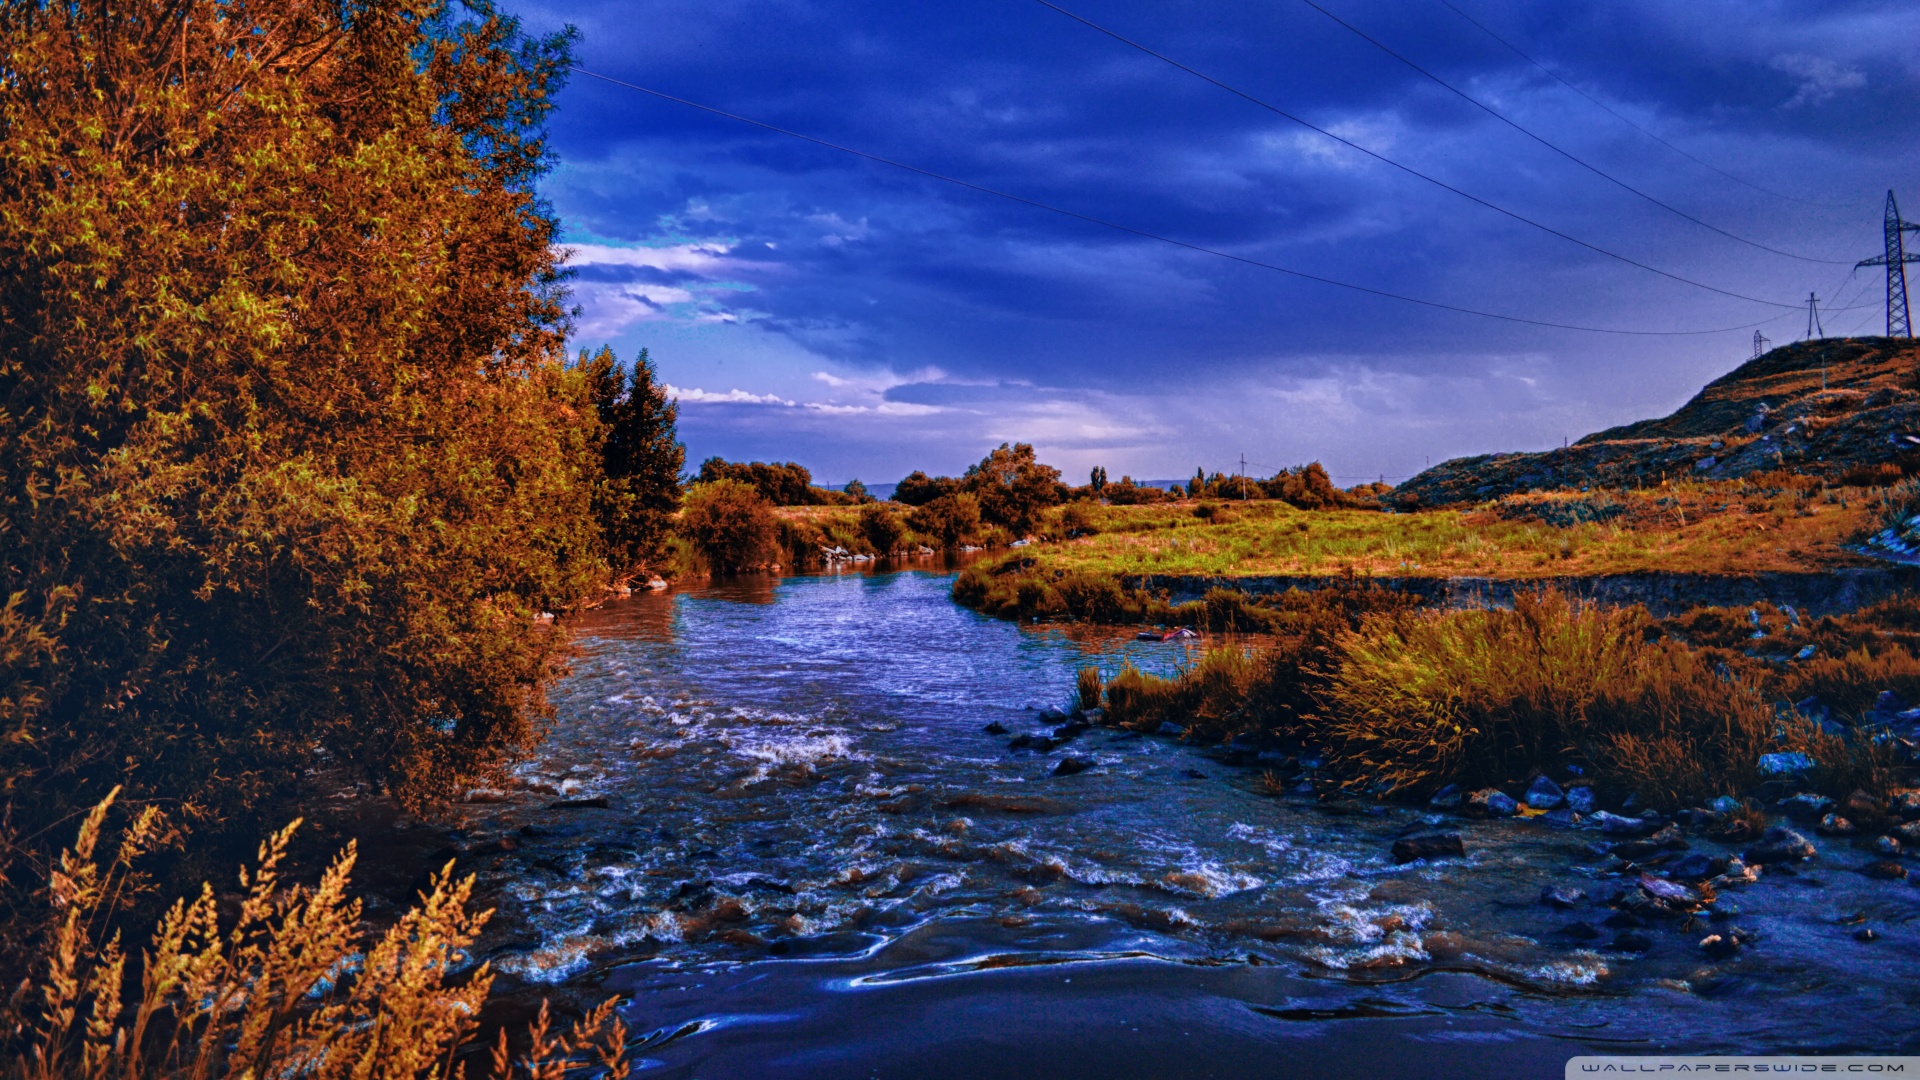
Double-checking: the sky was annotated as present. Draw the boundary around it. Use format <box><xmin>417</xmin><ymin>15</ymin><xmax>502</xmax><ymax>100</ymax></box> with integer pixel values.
<box><xmin>505</xmin><ymin>0</ymin><xmax>1920</xmax><ymax>487</ymax></box>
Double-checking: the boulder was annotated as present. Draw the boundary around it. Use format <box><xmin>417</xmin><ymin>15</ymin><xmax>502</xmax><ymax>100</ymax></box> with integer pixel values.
<box><xmin>1816</xmin><ymin>813</ymin><xmax>1855</xmax><ymax>836</ymax></box>
<box><xmin>983</xmin><ymin>721</ymin><xmax>1009</xmax><ymax>735</ymax></box>
<box><xmin>1872</xmin><ymin>834</ymin><xmax>1902</xmax><ymax>858</ymax></box>
<box><xmin>1154</xmin><ymin>722</ymin><xmax>1186</xmax><ymax>737</ymax></box>
<box><xmin>1051</xmin><ymin>756</ymin><xmax>1095</xmax><ymax>777</ymax></box>
<box><xmin>1778</xmin><ymin>793</ymin><xmax>1834</xmax><ymax>821</ymax></box>
<box><xmin>1525</xmin><ymin>775</ymin><xmax>1565</xmax><ymax>810</ymax></box>
<box><xmin>1539</xmin><ymin>884</ymin><xmax>1585</xmax><ymax>909</ymax></box>
<box><xmin>1662</xmin><ymin>853</ymin><xmax>1723</xmax><ymax>882</ymax></box>
<box><xmin>1564</xmin><ymin>786</ymin><xmax>1597</xmax><ymax>814</ymax></box>
<box><xmin>1745</xmin><ymin>826</ymin><xmax>1816</xmax><ymax>865</ymax></box>
<box><xmin>1612</xmin><ymin>931</ymin><xmax>1656</xmax><ymax>952</ymax></box>
<box><xmin>1708</xmin><ymin>795</ymin><xmax>1742</xmax><ymax>814</ymax></box>
<box><xmin>1390</xmin><ymin>832</ymin><xmax>1466</xmax><ymax>864</ymax></box>
<box><xmin>1540</xmin><ymin>807</ymin><xmax>1580</xmax><ymax>828</ymax></box>
<box><xmin>1865</xmin><ymin>860</ymin><xmax>1908</xmax><ymax>880</ymax></box>
<box><xmin>1758</xmin><ymin>752</ymin><xmax>1817</xmax><ymax>778</ymax></box>
<box><xmin>1466</xmin><ymin>789</ymin><xmax>1518</xmax><ymax>817</ymax></box>
<box><xmin>1893</xmin><ymin>792</ymin><xmax>1920</xmax><ymax>821</ymax></box>
<box><xmin>1428</xmin><ymin>784</ymin><xmax>1463</xmax><ymax>810</ymax></box>
<box><xmin>1591</xmin><ymin>811</ymin><xmax>1660</xmax><ymax>837</ymax></box>
<box><xmin>1893</xmin><ymin>820</ymin><xmax>1920</xmax><ymax>845</ymax></box>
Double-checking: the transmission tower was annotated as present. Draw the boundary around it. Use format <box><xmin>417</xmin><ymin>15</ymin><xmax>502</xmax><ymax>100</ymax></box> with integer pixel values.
<box><xmin>1804</xmin><ymin>293</ymin><xmax>1824</xmax><ymax>340</ymax></box>
<box><xmin>1856</xmin><ymin>190</ymin><xmax>1920</xmax><ymax>337</ymax></box>
<box><xmin>1752</xmin><ymin>330</ymin><xmax>1770</xmax><ymax>358</ymax></box>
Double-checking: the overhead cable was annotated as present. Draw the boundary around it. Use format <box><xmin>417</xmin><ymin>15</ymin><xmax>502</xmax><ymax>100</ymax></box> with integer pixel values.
<box><xmin>1294</xmin><ymin>0</ymin><xmax>1853</xmax><ymax>264</ymax></box>
<box><xmin>1432</xmin><ymin>0</ymin><xmax>1856</xmax><ymax>211</ymax></box>
<box><xmin>570</xmin><ymin>66</ymin><xmax>1807</xmax><ymax>337</ymax></box>
<box><xmin>1031</xmin><ymin>0</ymin><xmax>1801</xmax><ymax>309</ymax></box>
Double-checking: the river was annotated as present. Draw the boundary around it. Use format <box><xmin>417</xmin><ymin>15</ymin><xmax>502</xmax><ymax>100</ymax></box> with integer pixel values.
<box><xmin>400</xmin><ymin>564</ymin><xmax>1920</xmax><ymax>1077</ymax></box>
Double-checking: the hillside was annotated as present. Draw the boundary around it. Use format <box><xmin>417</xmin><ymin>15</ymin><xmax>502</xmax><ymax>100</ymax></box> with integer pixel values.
<box><xmin>1395</xmin><ymin>337</ymin><xmax>1920</xmax><ymax>506</ymax></box>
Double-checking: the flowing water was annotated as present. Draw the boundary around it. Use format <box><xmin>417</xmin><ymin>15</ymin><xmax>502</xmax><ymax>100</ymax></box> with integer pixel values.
<box><xmin>402</xmin><ymin>564</ymin><xmax>1920</xmax><ymax>1077</ymax></box>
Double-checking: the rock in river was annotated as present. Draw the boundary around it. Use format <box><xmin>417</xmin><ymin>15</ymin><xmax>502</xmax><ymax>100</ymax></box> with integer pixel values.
<box><xmin>1744</xmin><ymin>826</ymin><xmax>1817</xmax><ymax>865</ymax></box>
<box><xmin>1467</xmin><ymin>789</ymin><xmax>1517</xmax><ymax>817</ymax></box>
<box><xmin>1051</xmin><ymin>756</ymin><xmax>1094</xmax><ymax>777</ymax></box>
<box><xmin>1540</xmin><ymin>884</ymin><xmax>1585</xmax><ymax>909</ymax></box>
<box><xmin>1565</xmin><ymin>786</ymin><xmax>1596</xmax><ymax>814</ymax></box>
<box><xmin>1525</xmin><ymin>775</ymin><xmax>1565</xmax><ymax>810</ymax></box>
<box><xmin>1864</xmin><ymin>860</ymin><xmax>1908</xmax><ymax>881</ymax></box>
<box><xmin>1591</xmin><ymin>810</ymin><xmax>1661</xmax><ymax>837</ymax></box>
<box><xmin>983</xmin><ymin>721</ymin><xmax>1009</xmax><ymax>735</ymax></box>
<box><xmin>1391</xmin><ymin>832</ymin><xmax>1465</xmax><ymax>864</ymax></box>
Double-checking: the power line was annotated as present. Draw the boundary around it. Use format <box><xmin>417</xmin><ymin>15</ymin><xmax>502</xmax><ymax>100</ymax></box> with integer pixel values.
<box><xmin>1294</xmin><ymin>0</ymin><xmax>1853</xmax><ymax>265</ymax></box>
<box><xmin>1431</xmin><ymin>0</ymin><xmax>1855</xmax><ymax>211</ymax></box>
<box><xmin>570</xmin><ymin>67</ymin><xmax>1807</xmax><ymax>338</ymax></box>
<box><xmin>1030</xmin><ymin>0</ymin><xmax>1801</xmax><ymax>309</ymax></box>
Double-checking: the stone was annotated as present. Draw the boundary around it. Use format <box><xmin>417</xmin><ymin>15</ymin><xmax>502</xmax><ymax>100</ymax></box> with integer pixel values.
<box><xmin>1540</xmin><ymin>884</ymin><xmax>1585</xmax><ymax>909</ymax></box>
<box><xmin>1591</xmin><ymin>811</ymin><xmax>1660</xmax><ymax>837</ymax></box>
<box><xmin>1709</xmin><ymin>795</ymin><xmax>1742</xmax><ymax>814</ymax></box>
<box><xmin>1663</xmin><ymin>853</ymin><xmax>1723</xmax><ymax>882</ymax></box>
<box><xmin>1843</xmin><ymin>791</ymin><xmax>1884</xmax><ymax>819</ymax></box>
<box><xmin>1758</xmin><ymin>752</ymin><xmax>1816</xmax><ymax>778</ymax></box>
<box><xmin>1854</xmin><ymin>928</ymin><xmax>1880</xmax><ymax>942</ymax></box>
<box><xmin>1865</xmin><ymin>860</ymin><xmax>1908</xmax><ymax>880</ymax></box>
<box><xmin>1541</xmin><ymin>807</ymin><xmax>1580</xmax><ymax>828</ymax></box>
<box><xmin>1817</xmin><ymin>813</ymin><xmax>1855</xmax><ymax>836</ymax></box>
<box><xmin>548</xmin><ymin>796</ymin><xmax>611</xmax><ymax>810</ymax></box>
<box><xmin>1467</xmin><ymin>788</ymin><xmax>1517</xmax><ymax>817</ymax></box>
<box><xmin>1559</xmin><ymin>920</ymin><xmax>1602</xmax><ymax>940</ymax></box>
<box><xmin>1428</xmin><ymin>784</ymin><xmax>1463</xmax><ymax>810</ymax></box>
<box><xmin>1565</xmin><ymin>786</ymin><xmax>1597</xmax><ymax>814</ymax></box>
<box><xmin>983</xmin><ymin>722</ymin><xmax>1009</xmax><ymax>735</ymax></box>
<box><xmin>1525</xmin><ymin>775</ymin><xmax>1566</xmax><ymax>810</ymax></box>
<box><xmin>1603</xmin><ymin>910</ymin><xmax>1645</xmax><ymax>929</ymax></box>
<box><xmin>1893</xmin><ymin>792</ymin><xmax>1920</xmax><ymax>821</ymax></box>
<box><xmin>1893</xmin><ymin>820</ymin><xmax>1920</xmax><ymax>845</ymax></box>
<box><xmin>1875</xmin><ymin>690</ymin><xmax>1908</xmax><ymax>716</ymax></box>
<box><xmin>1612</xmin><ymin>931</ymin><xmax>1656</xmax><ymax>952</ymax></box>
<box><xmin>1778</xmin><ymin>793</ymin><xmax>1834</xmax><ymax>821</ymax></box>
<box><xmin>1154</xmin><ymin>722</ymin><xmax>1186</xmax><ymax>737</ymax></box>
<box><xmin>1699</xmin><ymin>928</ymin><xmax>1756</xmax><ymax>958</ymax></box>
<box><xmin>1390</xmin><ymin>832</ymin><xmax>1466</xmax><ymax>864</ymax></box>
<box><xmin>1745</xmin><ymin>826</ymin><xmax>1817</xmax><ymax>865</ymax></box>
<box><xmin>1051</xmin><ymin>756</ymin><xmax>1095</xmax><ymax>777</ymax></box>
<box><xmin>1873</xmin><ymin>835</ymin><xmax>1902</xmax><ymax>858</ymax></box>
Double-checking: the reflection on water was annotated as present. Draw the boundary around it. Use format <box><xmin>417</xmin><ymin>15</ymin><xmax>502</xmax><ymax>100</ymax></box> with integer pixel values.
<box><xmin>426</xmin><ymin>567</ymin><xmax>1920</xmax><ymax>1076</ymax></box>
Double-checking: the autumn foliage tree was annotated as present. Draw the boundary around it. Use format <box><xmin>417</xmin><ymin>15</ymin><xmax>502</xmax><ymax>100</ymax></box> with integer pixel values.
<box><xmin>0</xmin><ymin>0</ymin><xmax>605</xmax><ymax>841</ymax></box>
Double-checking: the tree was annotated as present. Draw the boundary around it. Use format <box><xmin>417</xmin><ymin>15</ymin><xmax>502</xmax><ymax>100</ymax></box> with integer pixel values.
<box><xmin>844</xmin><ymin>478</ymin><xmax>870</xmax><ymax>501</ymax></box>
<box><xmin>1090</xmin><ymin>465</ymin><xmax>1108</xmax><ymax>492</ymax></box>
<box><xmin>893</xmin><ymin>470</ymin><xmax>960</xmax><ymax>507</ymax></box>
<box><xmin>908</xmin><ymin>493</ymin><xmax>982</xmax><ymax>547</ymax></box>
<box><xmin>962</xmin><ymin>443</ymin><xmax>1065</xmax><ymax>534</ymax></box>
<box><xmin>0</xmin><ymin>0</ymin><xmax>597</xmax><ymax>834</ymax></box>
<box><xmin>583</xmin><ymin>346</ymin><xmax>684</xmax><ymax>574</ymax></box>
<box><xmin>679</xmin><ymin>481</ymin><xmax>779</xmax><ymax>572</ymax></box>
<box><xmin>697</xmin><ymin>458</ymin><xmax>818</xmax><ymax>505</ymax></box>
<box><xmin>858</xmin><ymin>503</ymin><xmax>906</xmax><ymax>553</ymax></box>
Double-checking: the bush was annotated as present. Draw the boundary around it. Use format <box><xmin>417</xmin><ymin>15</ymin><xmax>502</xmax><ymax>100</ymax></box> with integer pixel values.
<box><xmin>0</xmin><ymin>0</ymin><xmax>602</xmax><ymax>842</ymax></box>
<box><xmin>908</xmin><ymin>492</ymin><xmax>982</xmax><ymax>547</ymax></box>
<box><xmin>962</xmin><ymin>442</ymin><xmax>1066</xmax><ymax>534</ymax></box>
<box><xmin>859</xmin><ymin>503</ymin><xmax>908</xmax><ymax>554</ymax></box>
<box><xmin>678</xmin><ymin>480</ymin><xmax>779</xmax><ymax>573</ymax></box>
<box><xmin>892</xmin><ymin>470</ymin><xmax>961</xmax><ymax>507</ymax></box>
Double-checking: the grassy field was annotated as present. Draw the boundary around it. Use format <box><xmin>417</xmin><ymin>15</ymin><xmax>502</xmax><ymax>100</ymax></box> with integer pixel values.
<box><xmin>1006</xmin><ymin>479</ymin><xmax>1883</xmax><ymax>581</ymax></box>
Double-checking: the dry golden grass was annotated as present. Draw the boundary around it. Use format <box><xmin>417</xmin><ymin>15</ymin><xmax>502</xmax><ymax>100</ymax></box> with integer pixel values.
<box><xmin>6</xmin><ymin>789</ymin><xmax>626</xmax><ymax>1080</ymax></box>
<box><xmin>1005</xmin><ymin>480</ymin><xmax>1877</xmax><ymax>582</ymax></box>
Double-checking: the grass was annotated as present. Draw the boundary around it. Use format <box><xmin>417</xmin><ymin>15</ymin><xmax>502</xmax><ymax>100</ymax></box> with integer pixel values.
<box><xmin>1088</xmin><ymin>589</ymin><xmax>1909</xmax><ymax>810</ymax></box>
<box><xmin>4</xmin><ymin>789</ymin><xmax>628</xmax><ymax>1080</ymax></box>
<box><xmin>989</xmin><ymin>480</ymin><xmax>1877</xmax><ymax>583</ymax></box>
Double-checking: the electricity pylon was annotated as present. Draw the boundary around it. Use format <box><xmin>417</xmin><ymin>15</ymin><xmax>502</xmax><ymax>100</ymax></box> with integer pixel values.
<box><xmin>1856</xmin><ymin>190</ymin><xmax>1920</xmax><ymax>337</ymax></box>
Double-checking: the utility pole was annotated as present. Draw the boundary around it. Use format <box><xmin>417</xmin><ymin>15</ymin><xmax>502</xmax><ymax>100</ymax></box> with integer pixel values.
<box><xmin>1856</xmin><ymin>190</ymin><xmax>1920</xmax><ymax>338</ymax></box>
<box><xmin>1238</xmin><ymin>452</ymin><xmax>1248</xmax><ymax>500</ymax></box>
<box><xmin>1804</xmin><ymin>293</ymin><xmax>1824</xmax><ymax>341</ymax></box>
<box><xmin>1752</xmin><ymin>330</ymin><xmax>1770</xmax><ymax>359</ymax></box>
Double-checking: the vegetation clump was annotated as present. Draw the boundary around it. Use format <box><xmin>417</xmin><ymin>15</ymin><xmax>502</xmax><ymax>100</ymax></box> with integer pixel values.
<box><xmin>678</xmin><ymin>481</ymin><xmax>781</xmax><ymax>573</ymax></box>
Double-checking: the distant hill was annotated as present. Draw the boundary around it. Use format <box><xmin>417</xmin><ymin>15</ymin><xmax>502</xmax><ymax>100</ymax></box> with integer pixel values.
<box><xmin>1395</xmin><ymin>337</ymin><xmax>1920</xmax><ymax>507</ymax></box>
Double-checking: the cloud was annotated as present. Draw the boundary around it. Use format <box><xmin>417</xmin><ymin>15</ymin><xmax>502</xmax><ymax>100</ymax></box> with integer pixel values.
<box><xmin>1769</xmin><ymin>53</ymin><xmax>1866</xmax><ymax>108</ymax></box>
<box><xmin>560</xmin><ymin>241</ymin><xmax>746</xmax><ymax>273</ymax></box>
<box><xmin>664</xmin><ymin>385</ymin><xmax>796</xmax><ymax>406</ymax></box>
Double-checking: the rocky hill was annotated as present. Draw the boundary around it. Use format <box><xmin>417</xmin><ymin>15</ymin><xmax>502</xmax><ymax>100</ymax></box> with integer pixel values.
<box><xmin>1395</xmin><ymin>337</ymin><xmax>1920</xmax><ymax>507</ymax></box>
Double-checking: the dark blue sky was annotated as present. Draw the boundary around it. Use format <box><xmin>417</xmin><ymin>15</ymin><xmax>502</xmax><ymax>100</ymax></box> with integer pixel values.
<box><xmin>508</xmin><ymin>0</ymin><xmax>1920</xmax><ymax>486</ymax></box>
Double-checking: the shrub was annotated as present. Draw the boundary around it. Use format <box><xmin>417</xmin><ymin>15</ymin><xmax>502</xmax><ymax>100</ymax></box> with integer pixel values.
<box><xmin>0</xmin><ymin>0</ymin><xmax>603</xmax><ymax>843</ymax></box>
<box><xmin>678</xmin><ymin>480</ymin><xmax>779</xmax><ymax>573</ymax></box>
<box><xmin>696</xmin><ymin>458</ymin><xmax>822</xmax><ymax>505</ymax></box>
<box><xmin>892</xmin><ymin>470</ymin><xmax>961</xmax><ymax>507</ymax></box>
<box><xmin>1058</xmin><ymin>502</ymin><xmax>1100</xmax><ymax>538</ymax></box>
<box><xmin>908</xmin><ymin>492</ymin><xmax>982</xmax><ymax>547</ymax></box>
<box><xmin>1077</xmin><ymin>667</ymin><xmax>1103</xmax><ymax>712</ymax></box>
<box><xmin>961</xmin><ymin>443</ymin><xmax>1066</xmax><ymax>533</ymax></box>
<box><xmin>859</xmin><ymin>503</ymin><xmax>908</xmax><ymax>554</ymax></box>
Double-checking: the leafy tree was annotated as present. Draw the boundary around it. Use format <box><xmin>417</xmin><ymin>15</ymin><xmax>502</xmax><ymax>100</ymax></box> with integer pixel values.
<box><xmin>908</xmin><ymin>493</ymin><xmax>983</xmax><ymax>547</ymax></box>
<box><xmin>697</xmin><ymin>458</ymin><xmax>819</xmax><ymax>505</ymax></box>
<box><xmin>582</xmin><ymin>346</ymin><xmax>684</xmax><ymax>574</ymax></box>
<box><xmin>844</xmin><ymin>478</ymin><xmax>870</xmax><ymax>502</ymax></box>
<box><xmin>1090</xmin><ymin>465</ymin><xmax>1108</xmax><ymax>492</ymax></box>
<box><xmin>679</xmin><ymin>480</ymin><xmax>779</xmax><ymax>572</ymax></box>
<box><xmin>892</xmin><ymin>470</ymin><xmax>960</xmax><ymax>507</ymax></box>
<box><xmin>962</xmin><ymin>443</ymin><xmax>1065</xmax><ymax>533</ymax></box>
<box><xmin>0</xmin><ymin>0</ymin><xmax>597</xmax><ymax>834</ymax></box>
